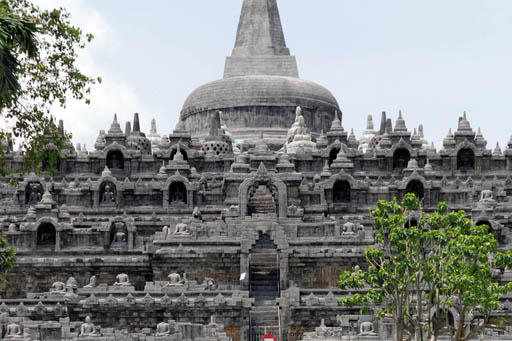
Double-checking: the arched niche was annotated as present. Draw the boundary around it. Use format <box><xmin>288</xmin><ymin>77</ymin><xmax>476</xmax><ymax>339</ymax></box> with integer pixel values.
<box><xmin>109</xmin><ymin>221</ymin><xmax>128</xmax><ymax>246</ymax></box>
<box><xmin>406</xmin><ymin>180</ymin><xmax>425</xmax><ymax>200</ymax></box>
<box><xmin>247</xmin><ymin>184</ymin><xmax>278</xmax><ymax>216</ymax></box>
<box><xmin>99</xmin><ymin>181</ymin><xmax>117</xmax><ymax>206</ymax></box>
<box><xmin>328</xmin><ymin>147</ymin><xmax>340</xmax><ymax>167</ymax></box>
<box><xmin>322</xmin><ymin>171</ymin><xmax>358</xmax><ymax>208</ymax></box>
<box><xmin>333</xmin><ymin>180</ymin><xmax>351</xmax><ymax>203</ymax></box>
<box><xmin>239</xmin><ymin>176</ymin><xmax>287</xmax><ymax>218</ymax></box>
<box><xmin>405</xmin><ymin>218</ymin><xmax>419</xmax><ymax>228</ymax></box>
<box><xmin>25</xmin><ymin>182</ymin><xmax>43</xmax><ymax>205</ymax></box>
<box><xmin>457</xmin><ymin>148</ymin><xmax>475</xmax><ymax>170</ymax></box>
<box><xmin>393</xmin><ymin>148</ymin><xmax>410</xmax><ymax>170</ymax></box>
<box><xmin>106</xmin><ymin>150</ymin><xmax>124</xmax><ymax>170</ymax></box>
<box><xmin>37</xmin><ymin>223</ymin><xmax>56</xmax><ymax>247</ymax></box>
<box><xmin>432</xmin><ymin>309</ymin><xmax>456</xmax><ymax>337</ymax></box>
<box><xmin>169</xmin><ymin>181</ymin><xmax>188</xmax><ymax>205</ymax></box>
<box><xmin>163</xmin><ymin>174</ymin><xmax>193</xmax><ymax>209</ymax></box>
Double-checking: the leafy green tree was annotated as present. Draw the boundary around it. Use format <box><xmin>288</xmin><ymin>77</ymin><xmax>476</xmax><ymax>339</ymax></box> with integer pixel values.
<box><xmin>0</xmin><ymin>233</ymin><xmax>15</xmax><ymax>280</ymax></box>
<box><xmin>0</xmin><ymin>0</ymin><xmax>37</xmax><ymax>108</ymax></box>
<box><xmin>0</xmin><ymin>0</ymin><xmax>100</xmax><ymax>176</ymax></box>
<box><xmin>338</xmin><ymin>194</ymin><xmax>512</xmax><ymax>341</ymax></box>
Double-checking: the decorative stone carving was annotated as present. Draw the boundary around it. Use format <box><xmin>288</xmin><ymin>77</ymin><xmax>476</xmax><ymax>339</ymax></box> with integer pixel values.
<box><xmin>166</xmin><ymin>272</ymin><xmax>187</xmax><ymax>287</ymax></box>
<box><xmin>213</xmin><ymin>293</ymin><xmax>226</xmax><ymax>306</ymax></box>
<box><xmin>85</xmin><ymin>293</ymin><xmax>99</xmax><ymax>305</ymax></box>
<box><xmin>26</xmin><ymin>182</ymin><xmax>43</xmax><ymax>204</ymax></box>
<box><xmin>342</xmin><ymin>222</ymin><xmax>357</xmax><ymax>235</ymax></box>
<box><xmin>195</xmin><ymin>294</ymin><xmax>206</xmax><ymax>306</ymax></box>
<box><xmin>359</xmin><ymin>321</ymin><xmax>377</xmax><ymax>336</ymax></box>
<box><xmin>285</xmin><ymin>106</ymin><xmax>317</xmax><ymax>154</ymax></box>
<box><xmin>193</xmin><ymin>206</ymin><xmax>202</xmax><ymax>219</ymax></box>
<box><xmin>79</xmin><ymin>316</ymin><xmax>96</xmax><ymax>337</ymax></box>
<box><xmin>125</xmin><ymin>293</ymin><xmax>135</xmax><ymax>305</ymax></box>
<box><xmin>477</xmin><ymin>189</ymin><xmax>497</xmax><ymax>210</ymax></box>
<box><xmin>66</xmin><ymin>276</ymin><xmax>78</xmax><ymax>291</ymax></box>
<box><xmin>113</xmin><ymin>273</ymin><xmax>131</xmax><ymax>286</ymax></box>
<box><xmin>480</xmin><ymin>189</ymin><xmax>495</xmax><ymax>202</ymax></box>
<box><xmin>34</xmin><ymin>301</ymin><xmax>46</xmax><ymax>314</ymax></box>
<box><xmin>15</xmin><ymin>302</ymin><xmax>28</xmax><ymax>316</ymax></box>
<box><xmin>205</xmin><ymin>277</ymin><xmax>215</xmax><ymax>290</ymax></box>
<box><xmin>160</xmin><ymin>294</ymin><xmax>171</xmax><ymax>305</ymax></box>
<box><xmin>106</xmin><ymin>294</ymin><xmax>117</xmax><ymax>305</ymax></box>
<box><xmin>50</xmin><ymin>281</ymin><xmax>66</xmax><ymax>294</ymax></box>
<box><xmin>303</xmin><ymin>293</ymin><xmax>319</xmax><ymax>306</ymax></box>
<box><xmin>100</xmin><ymin>182</ymin><xmax>116</xmax><ymax>205</ymax></box>
<box><xmin>111</xmin><ymin>221</ymin><xmax>127</xmax><ymax>244</ymax></box>
<box><xmin>156</xmin><ymin>321</ymin><xmax>171</xmax><ymax>336</ymax></box>
<box><xmin>5</xmin><ymin>322</ymin><xmax>23</xmax><ymax>339</ymax></box>
<box><xmin>173</xmin><ymin>223</ymin><xmax>189</xmax><ymax>236</ymax></box>
<box><xmin>55</xmin><ymin>302</ymin><xmax>67</xmax><ymax>316</ymax></box>
<box><xmin>176</xmin><ymin>293</ymin><xmax>188</xmax><ymax>306</ymax></box>
<box><xmin>8</xmin><ymin>223</ymin><xmax>17</xmax><ymax>232</ymax></box>
<box><xmin>324</xmin><ymin>291</ymin><xmax>339</xmax><ymax>306</ymax></box>
<box><xmin>143</xmin><ymin>293</ymin><xmax>154</xmax><ymax>304</ymax></box>
<box><xmin>84</xmin><ymin>275</ymin><xmax>97</xmax><ymax>288</ymax></box>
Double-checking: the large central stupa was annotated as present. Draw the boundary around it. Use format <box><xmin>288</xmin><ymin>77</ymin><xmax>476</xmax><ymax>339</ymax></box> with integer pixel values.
<box><xmin>180</xmin><ymin>0</ymin><xmax>340</xmax><ymax>146</ymax></box>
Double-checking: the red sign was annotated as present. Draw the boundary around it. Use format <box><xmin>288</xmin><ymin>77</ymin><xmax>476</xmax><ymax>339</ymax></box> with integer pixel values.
<box><xmin>262</xmin><ymin>334</ymin><xmax>276</xmax><ymax>341</ymax></box>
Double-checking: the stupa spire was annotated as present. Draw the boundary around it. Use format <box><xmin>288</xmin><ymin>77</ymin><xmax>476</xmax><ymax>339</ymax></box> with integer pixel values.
<box><xmin>224</xmin><ymin>0</ymin><xmax>298</xmax><ymax>78</ymax></box>
<box><xmin>233</xmin><ymin>0</ymin><xmax>289</xmax><ymax>57</ymax></box>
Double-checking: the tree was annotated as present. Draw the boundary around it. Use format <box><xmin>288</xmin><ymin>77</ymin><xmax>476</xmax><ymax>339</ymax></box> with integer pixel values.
<box><xmin>0</xmin><ymin>0</ymin><xmax>37</xmax><ymax>108</ymax></box>
<box><xmin>0</xmin><ymin>0</ymin><xmax>100</xmax><ymax>177</ymax></box>
<box><xmin>338</xmin><ymin>194</ymin><xmax>512</xmax><ymax>341</ymax></box>
<box><xmin>0</xmin><ymin>233</ymin><xmax>15</xmax><ymax>280</ymax></box>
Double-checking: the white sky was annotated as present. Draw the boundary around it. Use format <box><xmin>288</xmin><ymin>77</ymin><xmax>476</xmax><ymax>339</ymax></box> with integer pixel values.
<box><xmin>40</xmin><ymin>0</ymin><xmax>512</xmax><ymax>151</ymax></box>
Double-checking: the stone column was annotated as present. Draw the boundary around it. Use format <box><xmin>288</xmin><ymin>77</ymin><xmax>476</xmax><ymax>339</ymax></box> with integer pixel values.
<box><xmin>93</xmin><ymin>191</ymin><xmax>99</xmax><ymax>208</ymax></box>
<box><xmin>128</xmin><ymin>230</ymin><xmax>134</xmax><ymax>251</ymax></box>
<box><xmin>279</xmin><ymin>253</ymin><xmax>289</xmax><ymax>291</ymax></box>
<box><xmin>55</xmin><ymin>231</ymin><xmax>61</xmax><ymax>251</ymax></box>
<box><xmin>163</xmin><ymin>190</ymin><xmax>169</xmax><ymax>209</ymax></box>
<box><xmin>240</xmin><ymin>253</ymin><xmax>249</xmax><ymax>291</ymax></box>
<box><xmin>187</xmin><ymin>190</ymin><xmax>193</xmax><ymax>210</ymax></box>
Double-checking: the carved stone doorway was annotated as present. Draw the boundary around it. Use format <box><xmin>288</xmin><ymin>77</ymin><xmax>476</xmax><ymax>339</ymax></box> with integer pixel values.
<box><xmin>249</xmin><ymin>234</ymin><xmax>279</xmax><ymax>302</ymax></box>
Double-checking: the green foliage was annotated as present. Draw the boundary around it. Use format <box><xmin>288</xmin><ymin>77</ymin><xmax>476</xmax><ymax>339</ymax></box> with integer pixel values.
<box><xmin>0</xmin><ymin>0</ymin><xmax>37</xmax><ymax>107</ymax></box>
<box><xmin>0</xmin><ymin>233</ymin><xmax>15</xmax><ymax>279</ymax></box>
<box><xmin>339</xmin><ymin>194</ymin><xmax>512</xmax><ymax>341</ymax></box>
<box><xmin>0</xmin><ymin>0</ymin><xmax>100</xmax><ymax>177</ymax></box>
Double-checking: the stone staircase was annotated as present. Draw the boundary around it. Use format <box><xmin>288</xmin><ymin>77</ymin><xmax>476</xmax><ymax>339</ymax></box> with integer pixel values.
<box><xmin>249</xmin><ymin>234</ymin><xmax>281</xmax><ymax>339</ymax></box>
<box><xmin>249</xmin><ymin>234</ymin><xmax>279</xmax><ymax>302</ymax></box>
<box><xmin>250</xmin><ymin>304</ymin><xmax>281</xmax><ymax>341</ymax></box>
<box><xmin>250</xmin><ymin>251</ymin><xmax>279</xmax><ymax>301</ymax></box>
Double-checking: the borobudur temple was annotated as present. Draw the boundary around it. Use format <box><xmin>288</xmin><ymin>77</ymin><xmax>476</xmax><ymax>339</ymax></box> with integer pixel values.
<box><xmin>0</xmin><ymin>0</ymin><xmax>511</xmax><ymax>340</ymax></box>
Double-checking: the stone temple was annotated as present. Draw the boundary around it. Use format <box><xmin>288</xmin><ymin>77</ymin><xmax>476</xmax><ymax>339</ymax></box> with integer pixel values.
<box><xmin>0</xmin><ymin>0</ymin><xmax>511</xmax><ymax>340</ymax></box>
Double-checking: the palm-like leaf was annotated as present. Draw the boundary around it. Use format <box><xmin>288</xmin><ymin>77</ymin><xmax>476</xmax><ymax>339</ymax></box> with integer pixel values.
<box><xmin>0</xmin><ymin>0</ymin><xmax>38</xmax><ymax>108</ymax></box>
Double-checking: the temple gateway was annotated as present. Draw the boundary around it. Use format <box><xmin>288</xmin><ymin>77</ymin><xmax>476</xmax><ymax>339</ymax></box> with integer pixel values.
<box><xmin>0</xmin><ymin>0</ymin><xmax>511</xmax><ymax>340</ymax></box>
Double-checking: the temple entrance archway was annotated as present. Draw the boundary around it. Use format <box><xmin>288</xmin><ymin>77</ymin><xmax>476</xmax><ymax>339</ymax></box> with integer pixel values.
<box><xmin>457</xmin><ymin>148</ymin><xmax>475</xmax><ymax>170</ymax></box>
<box><xmin>393</xmin><ymin>148</ymin><xmax>410</xmax><ymax>171</ymax></box>
<box><xmin>406</xmin><ymin>180</ymin><xmax>424</xmax><ymax>200</ymax></box>
<box><xmin>106</xmin><ymin>150</ymin><xmax>124</xmax><ymax>170</ymax></box>
<box><xmin>169</xmin><ymin>182</ymin><xmax>187</xmax><ymax>205</ymax></box>
<box><xmin>248</xmin><ymin>184</ymin><xmax>277</xmax><ymax>216</ymax></box>
<box><xmin>36</xmin><ymin>223</ymin><xmax>56</xmax><ymax>248</ymax></box>
<box><xmin>333</xmin><ymin>180</ymin><xmax>351</xmax><ymax>203</ymax></box>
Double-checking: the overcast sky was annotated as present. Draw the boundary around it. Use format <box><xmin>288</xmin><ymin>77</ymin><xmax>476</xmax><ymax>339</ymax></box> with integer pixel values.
<box><xmin>40</xmin><ymin>0</ymin><xmax>512</xmax><ymax>151</ymax></box>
